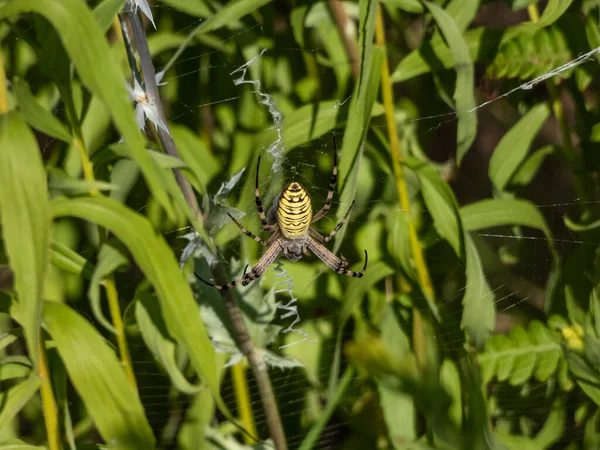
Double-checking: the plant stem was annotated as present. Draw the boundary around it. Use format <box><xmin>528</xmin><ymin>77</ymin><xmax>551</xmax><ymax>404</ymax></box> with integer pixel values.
<box><xmin>375</xmin><ymin>5</ymin><xmax>433</xmax><ymax>368</ymax></box>
<box><xmin>328</xmin><ymin>0</ymin><xmax>360</xmax><ymax>81</ymax></box>
<box><xmin>39</xmin><ymin>337</ymin><xmax>62</xmax><ymax>450</ymax></box>
<box><xmin>0</xmin><ymin>49</ymin><xmax>7</xmax><ymax>114</ymax></box>
<box><xmin>124</xmin><ymin>10</ymin><xmax>287</xmax><ymax>449</ymax></box>
<box><xmin>232</xmin><ymin>361</ymin><xmax>257</xmax><ymax>444</ymax></box>
<box><xmin>104</xmin><ymin>277</ymin><xmax>137</xmax><ymax>389</ymax></box>
<box><xmin>217</xmin><ymin>277</ymin><xmax>288</xmax><ymax>450</ymax></box>
<box><xmin>126</xmin><ymin>10</ymin><xmax>201</xmax><ymax>222</ymax></box>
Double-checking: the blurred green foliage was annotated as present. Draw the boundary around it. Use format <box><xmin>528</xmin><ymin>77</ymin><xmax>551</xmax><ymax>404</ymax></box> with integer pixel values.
<box><xmin>1</xmin><ymin>0</ymin><xmax>600</xmax><ymax>449</ymax></box>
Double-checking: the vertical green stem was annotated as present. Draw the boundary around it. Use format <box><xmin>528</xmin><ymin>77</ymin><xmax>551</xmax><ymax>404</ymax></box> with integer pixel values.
<box><xmin>375</xmin><ymin>4</ymin><xmax>432</xmax><ymax>368</ymax></box>
<box><xmin>0</xmin><ymin>50</ymin><xmax>7</xmax><ymax>114</ymax></box>
<box><xmin>232</xmin><ymin>362</ymin><xmax>257</xmax><ymax>443</ymax></box>
<box><xmin>39</xmin><ymin>337</ymin><xmax>62</xmax><ymax>450</ymax></box>
<box><xmin>104</xmin><ymin>278</ymin><xmax>137</xmax><ymax>389</ymax></box>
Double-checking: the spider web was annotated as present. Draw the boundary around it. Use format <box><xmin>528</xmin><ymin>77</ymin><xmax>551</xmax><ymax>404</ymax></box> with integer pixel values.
<box><xmin>134</xmin><ymin>2</ymin><xmax>600</xmax><ymax>448</ymax></box>
<box><xmin>22</xmin><ymin>0</ymin><xmax>600</xmax><ymax>448</ymax></box>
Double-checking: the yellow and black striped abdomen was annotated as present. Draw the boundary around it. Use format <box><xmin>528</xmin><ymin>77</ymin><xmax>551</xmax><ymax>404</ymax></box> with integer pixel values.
<box><xmin>277</xmin><ymin>182</ymin><xmax>312</xmax><ymax>239</ymax></box>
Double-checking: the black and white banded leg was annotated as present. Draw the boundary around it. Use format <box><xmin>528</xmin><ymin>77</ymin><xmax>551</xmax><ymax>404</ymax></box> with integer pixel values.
<box><xmin>226</xmin><ymin>213</ymin><xmax>267</xmax><ymax>246</ymax></box>
<box><xmin>307</xmin><ymin>238</ymin><xmax>368</xmax><ymax>278</ymax></box>
<box><xmin>312</xmin><ymin>135</ymin><xmax>338</xmax><ymax>223</ymax></box>
<box><xmin>195</xmin><ymin>242</ymin><xmax>282</xmax><ymax>290</ymax></box>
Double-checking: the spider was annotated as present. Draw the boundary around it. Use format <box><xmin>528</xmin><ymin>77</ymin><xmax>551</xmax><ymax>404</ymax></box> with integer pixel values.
<box><xmin>195</xmin><ymin>137</ymin><xmax>368</xmax><ymax>291</ymax></box>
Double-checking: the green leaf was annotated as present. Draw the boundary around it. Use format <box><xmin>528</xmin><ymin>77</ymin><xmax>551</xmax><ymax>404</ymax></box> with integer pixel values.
<box><xmin>162</xmin><ymin>0</ymin><xmax>273</xmax><ymax>74</ymax></box>
<box><xmin>377</xmin><ymin>304</ymin><xmax>415</xmax><ymax>444</ymax></box>
<box><xmin>391</xmin><ymin>28</ymin><xmax>501</xmax><ymax>83</ymax></box>
<box><xmin>13</xmin><ymin>79</ymin><xmax>72</xmax><ymax>143</ymax></box>
<box><xmin>159</xmin><ymin>0</ymin><xmax>213</xmax><ymax>17</ymax></box>
<box><xmin>48</xmin><ymin>169</ymin><xmax>119</xmax><ymax>195</ymax></box>
<box><xmin>93</xmin><ymin>0</ymin><xmax>127</xmax><ymax>33</ymax></box>
<box><xmin>0</xmin><ymin>375</ymin><xmax>41</xmax><ymax>431</ymax></box>
<box><xmin>461</xmin><ymin>198</ymin><xmax>560</xmax><ymax>311</ymax></box>
<box><xmin>50</xmin><ymin>241</ymin><xmax>95</xmax><ymax>279</ymax></box>
<box><xmin>462</xmin><ymin>234</ymin><xmax>494</xmax><ymax>348</ymax></box>
<box><xmin>43</xmin><ymin>301</ymin><xmax>155</xmax><ymax>449</ymax></box>
<box><xmin>135</xmin><ymin>292</ymin><xmax>201</xmax><ymax>395</ymax></box>
<box><xmin>488</xmin><ymin>103</ymin><xmax>550</xmax><ymax>191</ymax></box>
<box><xmin>461</xmin><ymin>198</ymin><xmax>554</xmax><ymax>243</ymax></box>
<box><xmin>424</xmin><ymin>1</ymin><xmax>477</xmax><ymax>164</ymax></box>
<box><xmin>536</xmin><ymin>0</ymin><xmax>576</xmax><ymax>27</ymax></box>
<box><xmin>0</xmin><ymin>112</ymin><xmax>52</xmax><ymax>366</ymax></box>
<box><xmin>479</xmin><ymin>321</ymin><xmax>563</xmax><ymax>385</ymax></box>
<box><xmin>565</xmin><ymin>350</ymin><xmax>600</xmax><ymax>406</ymax></box>
<box><xmin>440</xmin><ymin>359</ymin><xmax>462</xmax><ymax>427</ymax></box>
<box><xmin>443</xmin><ymin>0</ymin><xmax>480</xmax><ymax>32</ymax></box>
<box><xmin>404</xmin><ymin>157</ymin><xmax>463</xmax><ymax>258</ymax></box>
<box><xmin>0</xmin><ymin>357</ymin><xmax>32</xmax><ymax>381</ymax></box>
<box><xmin>0</xmin><ymin>0</ymin><xmax>175</xmax><ymax>220</ymax></box>
<box><xmin>564</xmin><ymin>214</ymin><xmax>600</xmax><ymax>232</ymax></box>
<box><xmin>510</xmin><ymin>144</ymin><xmax>555</xmax><ymax>186</ymax></box>
<box><xmin>533</xmin><ymin>399</ymin><xmax>566</xmax><ymax>448</ymax></box>
<box><xmin>170</xmin><ymin>124</ymin><xmax>220</xmax><ymax>195</ymax></box>
<box><xmin>339</xmin><ymin>261</ymin><xmax>394</xmax><ymax>326</ymax></box>
<box><xmin>0</xmin><ymin>439</ymin><xmax>46</xmax><ymax>449</ymax></box>
<box><xmin>336</xmin><ymin>0</ymin><xmax>382</xmax><ymax>250</ymax></box>
<box><xmin>51</xmin><ymin>196</ymin><xmax>227</xmax><ymax>416</ymax></box>
<box><xmin>88</xmin><ymin>241</ymin><xmax>130</xmax><ymax>334</ymax></box>
<box><xmin>299</xmin><ymin>367</ymin><xmax>355</xmax><ymax>450</ymax></box>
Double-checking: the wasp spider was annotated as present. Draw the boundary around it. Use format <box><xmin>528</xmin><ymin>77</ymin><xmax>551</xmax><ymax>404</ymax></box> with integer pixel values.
<box><xmin>196</xmin><ymin>137</ymin><xmax>368</xmax><ymax>291</ymax></box>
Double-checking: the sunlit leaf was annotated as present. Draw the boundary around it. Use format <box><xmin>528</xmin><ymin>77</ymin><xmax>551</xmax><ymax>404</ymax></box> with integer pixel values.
<box><xmin>0</xmin><ymin>112</ymin><xmax>51</xmax><ymax>366</ymax></box>
<box><xmin>43</xmin><ymin>301</ymin><xmax>155</xmax><ymax>449</ymax></box>
<box><xmin>424</xmin><ymin>1</ymin><xmax>477</xmax><ymax>164</ymax></box>
<box><xmin>51</xmin><ymin>196</ymin><xmax>228</xmax><ymax>416</ymax></box>
<box><xmin>489</xmin><ymin>103</ymin><xmax>550</xmax><ymax>191</ymax></box>
<box><xmin>0</xmin><ymin>0</ymin><xmax>176</xmax><ymax>220</ymax></box>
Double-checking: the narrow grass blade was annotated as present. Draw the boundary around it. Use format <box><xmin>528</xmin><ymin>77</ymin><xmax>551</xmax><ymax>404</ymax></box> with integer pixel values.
<box><xmin>0</xmin><ymin>0</ymin><xmax>175</xmax><ymax>220</ymax></box>
<box><xmin>0</xmin><ymin>112</ymin><xmax>51</xmax><ymax>366</ymax></box>
<box><xmin>488</xmin><ymin>103</ymin><xmax>550</xmax><ymax>192</ymax></box>
<box><xmin>13</xmin><ymin>79</ymin><xmax>72</xmax><ymax>143</ymax></box>
<box><xmin>43</xmin><ymin>301</ymin><xmax>155</xmax><ymax>450</ymax></box>
<box><xmin>0</xmin><ymin>375</ymin><xmax>41</xmax><ymax>431</ymax></box>
<box><xmin>51</xmin><ymin>196</ymin><xmax>226</xmax><ymax>415</ymax></box>
<box><xmin>424</xmin><ymin>1</ymin><xmax>477</xmax><ymax>164</ymax></box>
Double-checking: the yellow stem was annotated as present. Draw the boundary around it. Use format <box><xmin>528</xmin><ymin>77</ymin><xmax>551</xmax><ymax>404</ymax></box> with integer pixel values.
<box><xmin>375</xmin><ymin>4</ymin><xmax>433</xmax><ymax>369</ymax></box>
<box><xmin>527</xmin><ymin>4</ymin><xmax>540</xmax><ymax>23</ymax></box>
<box><xmin>74</xmin><ymin>135</ymin><xmax>98</xmax><ymax>196</ymax></box>
<box><xmin>375</xmin><ymin>6</ymin><xmax>435</xmax><ymax>300</ymax></box>
<box><xmin>0</xmin><ymin>49</ymin><xmax>8</xmax><ymax>114</ymax></box>
<box><xmin>103</xmin><ymin>278</ymin><xmax>137</xmax><ymax>389</ymax></box>
<box><xmin>39</xmin><ymin>337</ymin><xmax>62</xmax><ymax>450</ymax></box>
<box><xmin>232</xmin><ymin>362</ymin><xmax>257</xmax><ymax>443</ymax></box>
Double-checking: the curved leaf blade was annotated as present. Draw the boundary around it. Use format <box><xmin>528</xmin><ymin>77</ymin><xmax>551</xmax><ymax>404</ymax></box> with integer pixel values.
<box><xmin>0</xmin><ymin>0</ymin><xmax>175</xmax><ymax>219</ymax></box>
<box><xmin>51</xmin><ymin>196</ymin><xmax>224</xmax><ymax>413</ymax></box>
<box><xmin>43</xmin><ymin>301</ymin><xmax>155</xmax><ymax>450</ymax></box>
<box><xmin>0</xmin><ymin>112</ymin><xmax>51</xmax><ymax>366</ymax></box>
<box><xmin>424</xmin><ymin>1</ymin><xmax>477</xmax><ymax>164</ymax></box>
<box><xmin>13</xmin><ymin>79</ymin><xmax>72</xmax><ymax>144</ymax></box>
<box><xmin>489</xmin><ymin>103</ymin><xmax>550</xmax><ymax>192</ymax></box>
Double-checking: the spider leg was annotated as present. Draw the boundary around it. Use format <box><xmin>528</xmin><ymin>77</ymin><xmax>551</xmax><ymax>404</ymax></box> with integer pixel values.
<box><xmin>255</xmin><ymin>156</ymin><xmax>277</xmax><ymax>231</ymax></box>
<box><xmin>194</xmin><ymin>242</ymin><xmax>282</xmax><ymax>291</ymax></box>
<box><xmin>312</xmin><ymin>135</ymin><xmax>338</xmax><ymax>223</ymax></box>
<box><xmin>336</xmin><ymin>251</ymin><xmax>349</xmax><ymax>268</ymax></box>
<box><xmin>307</xmin><ymin>238</ymin><xmax>367</xmax><ymax>278</ymax></box>
<box><xmin>227</xmin><ymin>213</ymin><xmax>267</xmax><ymax>246</ymax></box>
<box><xmin>320</xmin><ymin>200</ymin><xmax>355</xmax><ymax>243</ymax></box>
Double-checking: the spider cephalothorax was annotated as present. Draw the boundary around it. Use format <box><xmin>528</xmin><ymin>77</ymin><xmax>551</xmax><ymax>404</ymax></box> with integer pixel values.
<box><xmin>196</xmin><ymin>137</ymin><xmax>368</xmax><ymax>291</ymax></box>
